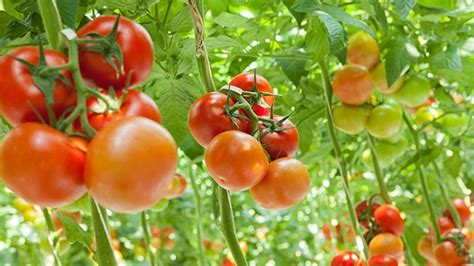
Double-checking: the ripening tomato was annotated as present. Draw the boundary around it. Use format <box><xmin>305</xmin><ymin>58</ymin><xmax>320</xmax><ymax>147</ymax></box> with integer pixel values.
<box><xmin>85</xmin><ymin>116</ymin><xmax>178</xmax><ymax>213</ymax></box>
<box><xmin>0</xmin><ymin>46</ymin><xmax>75</xmax><ymax>126</ymax></box>
<box><xmin>439</xmin><ymin>114</ymin><xmax>469</xmax><ymax>137</ymax></box>
<box><xmin>250</xmin><ymin>158</ymin><xmax>309</xmax><ymax>210</ymax></box>
<box><xmin>77</xmin><ymin>16</ymin><xmax>154</xmax><ymax>90</ymax></box>
<box><xmin>205</xmin><ymin>131</ymin><xmax>269</xmax><ymax>192</ymax></box>
<box><xmin>443</xmin><ymin>228</ymin><xmax>471</xmax><ymax>250</ymax></box>
<box><xmin>371</xmin><ymin>62</ymin><xmax>404</xmax><ymax>94</ymax></box>
<box><xmin>367</xmin><ymin>255</ymin><xmax>398</xmax><ymax>266</ymax></box>
<box><xmin>74</xmin><ymin>89</ymin><xmax>161</xmax><ymax>132</ymax></box>
<box><xmin>347</xmin><ymin>32</ymin><xmax>380</xmax><ymax>70</ymax></box>
<box><xmin>415</xmin><ymin>106</ymin><xmax>436</xmax><ymax>130</ymax></box>
<box><xmin>362</xmin><ymin>138</ymin><xmax>408</xmax><ymax>170</ymax></box>
<box><xmin>417</xmin><ymin>235</ymin><xmax>435</xmax><ymax>262</ymax></box>
<box><xmin>0</xmin><ymin>123</ymin><xmax>86</xmax><ymax>207</ymax></box>
<box><xmin>331</xmin><ymin>251</ymin><xmax>364</xmax><ymax>266</ymax></box>
<box><xmin>164</xmin><ymin>173</ymin><xmax>187</xmax><ymax>199</ymax></box>
<box><xmin>355</xmin><ymin>200</ymin><xmax>380</xmax><ymax>228</ymax></box>
<box><xmin>433</xmin><ymin>241</ymin><xmax>468</xmax><ymax>266</ymax></box>
<box><xmin>444</xmin><ymin>198</ymin><xmax>471</xmax><ymax>227</ymax></box>
<box><xmin>332</xmin><ymin>64</ymin><xmax>373</xmax><ymax>106</ymax></box>
<box><xmin>229</xmin><ymin>72</ymin><xmax>274</xmax><ymax>115</ymax></box>
<box><xmin>188</xmin><ymin>92</ymin><xmax>248</xmax><ymax>147</ymax></box>
<box><xmin>222</xmin><ymin>258</ymin><xmax>237</xmax><ymax>266</ymax></box>
<box><xmin>394</xmin><ymin>76</ymin><xmax>431</xmax><ymax>108</ymax></box>
<box><xmin>258</xmin><ymin>116</ymin><xmax>299</xmax><ymax>160</ymax></box>
<box><xmin>333</xmin><ymin>104</ymin><xmax>369</xmax><ymax>135</ymax></box>
<box><xmin>369</xmin><ymin>233</ymin><xmax>404</xmax><ymax>259</ymax></box>
<box><xmin>366</xmin><ymin>104</ymin><xmax>402</xmax><ymax>139</ymax></box>
<box><xmin>373</xmin><ymin>204</ymin><xmax>404</xmax><ymax>236</ymax></box>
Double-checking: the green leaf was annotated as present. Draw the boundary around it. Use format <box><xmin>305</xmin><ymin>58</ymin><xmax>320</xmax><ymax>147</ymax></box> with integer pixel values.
<box><xmin>319</xmin><ymin>5</ymin><xmax>375</xmax><ymax>38</ymax></box>
<box><xmin>417</xmin><ymin>0</ymin><xmax>457</xmax><ymax>10</ymax></box>
<box><xmin>293</xmin><ymin>0</ymin><xmax>319</xmax><ymax>12</ymax></box>
<box><xmin>312</xmin><ymin>11</ymin><xmax>346</xmax><ymax>63</ymax></box>
<box><xmin>56</xmin><ymin>0</ymin><xmax>80</xmax><ymax>28</ymax></box>
<box><xmin>206</xmin><ymin>35</ymin><xmax>242</xmax><ymax>50</ymax></box>
<box><xmin>276</xmin><ymin>50</ymin><xmax>309</xmax><ymax>86</ymax></box>
<box><xmin>283</xmin><ymin>0</ymin><xmax>306</xmax><ymax>24</ymax></box>
<box><xmin>95</xmin><ymin>0</ymin><xmax>136</xmax><ymax>10</ymax></box>
<box><xmin>214</xmin><ymin>12</ymin><xmax>248</xmax><ymax>28</ymax></box>
<box><xmin>167</xmin><ymin>8</ymin><xmax>193</xmax><ymax>33</ymax></box>
<box><xmin>443</xmin><ymin>149</ymin><xmax>463</xmax><ymax>178</ymax></box>
<box><xmin>383</xmin><ymin>37</ymin><xmax>419</xmax><ymax>86</ymax></box>
<box><xmin>58</xmin><ymin>214</ymin><xmax>93</xmax><ymax>247</ymax></box>
<box><xmin>0</xmin><ymin>11</ymin><xmax>15</xmax><ymax>35</ymax></box>
<box><xmin>305</xmin><ymin>16</ymin><xmax>329</xmax><ymax>62</ymax></box>
<box><xmin>394</xmin><ymin>0</ymin><xmax>416</xmax><ymax>19</ymax></box>
<box><xmin>206</xmin><ymin>0</ymin><xmax>228</xmax><ymax>17</ymax></box>
<box><xmin>430</xmin><ymin>45</ymin><xmax>463</xmax><ymax>72</ymax></box>
<box><xmin>435</xmin><ymin>56</ymin><xmax>474</xmax><ymax>87</ymax></box>
<box><xmin>369</xmin><ymin>0</ymin><xmax>388</xmax><ymax>33</ymax></box>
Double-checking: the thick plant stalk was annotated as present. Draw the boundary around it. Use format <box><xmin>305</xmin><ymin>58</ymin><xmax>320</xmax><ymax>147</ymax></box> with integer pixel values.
<box><xmin>90</xmin><ymin>199</ymin><xmax>117</xmax><ymax>266</ymax></box>
<box><xmin>189</xmin><ymin>163</ymin><xmax>207</xmax><ymax>266</ymax></box>
<box><xmin>37</xmin><ymin>0</ymin><xmax>62</xmax><ymax>50</ymax></box>
<box><xmin>41</xmin><ymin>208</ymin><xmax>62</xmax><ymax>266</ymax></box>
<box><xmin>319</xmin><ymin>59</ymin><xmax>369</xmax><ymax>258</ymax></box>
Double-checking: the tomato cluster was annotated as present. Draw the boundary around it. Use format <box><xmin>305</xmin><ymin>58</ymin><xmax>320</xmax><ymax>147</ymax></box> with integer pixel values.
<box><xmin>188</xmin><ymin>73</ymin><xmax>309</xmax><ymax>210</ymax></box>
<box><xmin>0</xmin><ymin>16</ymin><xmax>181</xmax><ymax>213</ymax></box>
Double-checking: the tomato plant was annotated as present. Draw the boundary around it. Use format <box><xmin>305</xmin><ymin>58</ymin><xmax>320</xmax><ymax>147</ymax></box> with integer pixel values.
<box><xmin>347</xmin><ymin>32</ymin><xmax>380</xmax><ymax>71</ymax></box>
<box><xmin>366</xmin><ymin>104</ymin><xmax>402</xmax><ymax>139</ymax></box>
<box><xmin>258</xmin><ymin>116</ymin><xmax>299</xmax><ymax>160</ymax></box>
<box><xmin>373</xmin><ymin>204</ymin><xmax>404</xmax><ymax>236</ymax></box>
<box><xmin>368</xmin><ymin>233</ymin><xmax>404</xmax><ymax>259</ymax></box>
<box><xmin>229</xmin><ymin>72</ymin><xmax>274</xmax><ymax>116</ymax></box>
<box><xmin>332</xmin><ymin>64</ymin><xmax>373</xmax><ymax>106</ymax></box>
<box><xmin>333</xmin><ymin>104</ymin><xmax>369</xmax><ymax>135</ymax></box>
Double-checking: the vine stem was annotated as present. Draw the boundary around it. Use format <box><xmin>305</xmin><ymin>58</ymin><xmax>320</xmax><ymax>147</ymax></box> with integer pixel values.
<box><xmin>402</xmin><ymin>113</ymin><xmax>441</xmax><ymax>243</ymax></box>
<box><xmin>37</xmin><ymin>0</ymin><xmax>62</xmax><ymax>50</ymax></box>
<box><xmin>141</xmin><ymin>212</ymin><xmax>157</xmax><ymax>266</ymax></box>
<box><xmin>318</xmin><ymin>59</ymin><xmax>369</xmax><ymax>258</ymax></box>
<box><xmin>41</xmin><ymin>208</ymin><xmax>62</xmax><ymax>266</ymax></box>
<box><xmin>189</xmin><ymin>163</ymin><xmax>207</xmax><ymax>266</ymax></box>
<box><xmin>432</xmin><ymin>160</ymin><xmax>462</xmax><ymax>228</ymax></box>
<box><xmin>90</xmin><ymin>199</ymin><xmax>117</xmax><ymax>266</ymax></box>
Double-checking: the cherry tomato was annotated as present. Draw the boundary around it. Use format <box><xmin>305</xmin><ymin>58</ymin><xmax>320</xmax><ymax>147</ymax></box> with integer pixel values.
<box><xmin>205</xmin><ymin>130</ymin><xmax>269</xmax><ymax>192</ymax></box>
<box><xmin>438</xmin><ymin>217</ymin><xmax>456</xmax><ymax>234</ymax></box>
<box><xmin>333</xmin><ymin>104</ymin><xmax>369</xmax><ymax>135</ymax></box>
<box><xmin>367</xmin><ymin>255</ymin><xmax>398</xmax><ymax>266</ymax></box>
<box><xmin>222</xmin><ymin>258</ymin><xmax>237</xmax><ymax>266</ymax></box>
<box><xmin>0</xmin><ymin>123</ymin><xmax>86</xmax><ymax>207</ymax></box>
<box><xmin>394</xmin><ymin>76</ymin><xmax>431</xmax><ymax>108</ymax></box>
<box><xmin>332</xmin><ymin>64</ymin><xmax>373</xmax><ymax>106</ymax></box>
<box><xmin>355</xmin><ymin>200</ymin><xmax>380</xmax><ymax>228</ymax></box>
<box><xmin>258</xmin><ymin>116</ymin><xmax>299</xmax><ymax>160</ymax></box>
<box><xmin>368</xmin><ymin>233</ymin><xmax>404</xmax><ymax>259</ymax></box>
<box><xmin>443</xmin><ymin>228</ymin><xmax>471</xmax><ymax>250</ymax></box>
<box><xmin>85</xmin><ymin>116</ymin><xmax>178</xmax><ymax>213</ymax></box>
<box><xmin>188</xmin><ymin>92</ymin><xmax>248</xmax><ymax>147</ymax></box>
<box><xmin>366</xmin><ymin>104</ymin><xmax>402</xmax><ymax>139</ymax></box>
<box><xmin>229</xmin><ymin>72</ymin><xmax>274</xmax><ymax>116</ymax></box>
<box><xmin>433</xmin><ymin>241</ymin><xmax>468</xmax><ymax>266</ymax></box>
<box><xmin>77</xmin><ymin>16</ymin><xmax>154</xmax><ymax>90</ymax></box>
<box><xmin>362</xmin><ymin>138</ymin><xmax>407</xmax><ymax>170</ymax></box>
<box><xmin>373</xmin><ymin>204</ymin><xmax>404</xmax><ymax>236</ymax></box>
<box><xmin>75</xmin><ymin>89</ymin><xmax>161</xmax><ymax>132</ymax></box>
<box><xmin>417</xmin><ymin>235</ymin><xmax>435</xmax><ymax>263</ymax></box>
<box><xmin>371</xmin><ymin>62</ymin><xmax>404</xmax><ymax>94</ymax></box>
<box><xmin>347</xmin><ymin>31</ymin><xmax>380</xmax><ymax>71</ymax></box>
<box><xmin>439</xmin><ymin>114</ymin><xmax>469</xmax><ymax>137</ymax></box>
<box><xmin>250</xmin><ymin>158</ymin><xmax>309</xmax><ymax>210</ymax></box>
<box><xmin>0</xmin><ymin>46</ymin><xmax>75</xmax><ymax>126</ymax></box>
<box><xmin>331</xmin><ymin>251</ymin><xmax>364</xmax><ymax>266</ymax></box>
<box><xmin>164</xmin><ymin>173</ymin><xmax>187</xmax><ymax>199</ymax></box>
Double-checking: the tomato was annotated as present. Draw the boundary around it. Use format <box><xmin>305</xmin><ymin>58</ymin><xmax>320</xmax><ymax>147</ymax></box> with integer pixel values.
<box><xmin>250</xmin><ymin>158</ymin><xmax>309</xmax><ymax>210</ymax></box>
<box><xmin>362</xmin><ymin>138</ymin><xmax>408</xmax><ymax>170</ymax></box>
<box><xmin>164</xmin><ymin>173</ymin><xmax>187</xmax><ymax>199</ymax></box>
<box><xmin>229</xmin><ymin>72</ymin><xmax>274</xmax><ymax>116</ymax></box>
<box><xmin>13</xmin><ymin>197</ymin><xmax>33</xmax><ymax>213</ymax></box>
<box><xmin>367</xmin><ymin>255</ymin><xmax>398</xmax><ymax>266</ymax></box>
<box><xmin>258</xmin><ymin>116</ymin><xmax>299</xmax><ymax>160</ymax></box>
<box><xmin>368</xmin><ymin>233</ymin><xmax>404</xmax><ymax>259</ymax></box>
<box><xmin>373</xmin><ymin>204</ymin><xmax>404</xmax><ymax>236</ymax></box>
<box><xmin>333</xmin><ymin>104</ymin><xmax>369</xmax><ymax>135</ymax></box>
<box><xmin>0</xmin><ymin>46</ymin><xmax>75</xmax><ymax>126</ymax></box>
<box><xmin>415</xmin><ymin>106</ymin><xmax>436</xmax><ymax>130</ymax></box>
<box><xmin>205</xmin><ymin>130</ymin><xmax>269</xmax><ymax>192</ymax></box>
<box><xmin>85</xmin><ymin>116</ymin><xmax>178</xmax><ymax>213</ymax></box>
<box><xmin>1</xmin><ymin>123</ymin><xmax>86</xmax><ymax>207</ymax></box>
<box><xmin>331</xmin><ymin>251</ymin><xmax>364</xmax><ymax>266</ymax></box>
<box><xmin>162</xmin><ymin>227</ymin><xmax>175</xmax><ymax>239</ymax></box>
<box><xmin>347</xmin><ymin>32</ymin><xmax>380</xmax><ymax>70</ymax></box>
<box><xmin>445</xmin><ymin>199</ymin><xmax>471</xmax><ymax>226</ymax></box>
<box><xmin>163</xmin><ymin>239</ymin><xmax>176</xmax><ymax>250</ymax></box>
<box><xmin>417</xmin><ymin>235</ymin><xmax>435</xmax><ymax>262</ymax></box>
<box><xmin>77</xmin><ymin>16</ymin><xmax>154</xmax><ymax>90</ymax></box>
<box><xmin>394</xmin><ymin>76</ymin><xmax>431</xmax><ymax>108</ymax></box>
<box><xmin>439</xmin><ymin>114</ymin><xmax>469</xmax><ymax>137</ymax></box>
<box><xmin>355</xmin><ymin>200</ymin><xmax>380</xmax><ymax>228</ymax></box>
<box><xmin>332</xmin><ymin>64</ymin><xmax>373</xmax><ymax>106</ymax></box>
<box><xmin>366</xmin><ymin>104</ymin><xmax>402</xmax><ymax>139</ymax></box>
<box><xmin>371</xmin><ymin>62</ymin><xmax>404</xmax><ymax>94</ymax></box>
<box><xmin>222</xmin><ymin>258</ymin><xmax>237</xmax><ymax>266</ymax></box>
<box><xmin>151</xmin><ymin>226</ymin><xmax>160</xmax><ymax>238</ymax></box>
<box><xmin>188</xmin><ymin>92</ymin><xmax>248</xmax><ymax>147</ymax></box>
<box><xmin>433</xmin><ymin>241</ymin><xmax>468</xmax><ymax>266</ymax></box>
<box><xmin>443</xmin><ymin>228</ymin><xmax>471</xmax><ymax>250</ymax></box>
<box><xmin>437</xmin><ymin>217</ymin><xmax>456</xmax><ymax>234</ymax></box>
<box><xmin>74</xmin><ymin>89</ymin><xmax>161</xmax><ymax>132</ymax></box>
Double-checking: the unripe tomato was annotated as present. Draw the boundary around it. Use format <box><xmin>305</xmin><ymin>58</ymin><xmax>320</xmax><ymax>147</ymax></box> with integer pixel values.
<box><xmin>373</xmin><ymin>204</ymin><xmax>404</xmax><ymax>236</ymax></box>
<box><xmin>229</xmin><ymin>72</ymin><xmax>274</xmax><ymax>116</ymax></box>
<box><xmin>347</xmin><ymin>32</ymin><xmax>380</xmax><ymax>70</ymax></box>
<box><xmin>362</xmin><ymin>138</ymin><xmax>407</xmax><ymax>170</ymax></box>
<box><xmin>367</xmin><ymin>255</ymin><xmax>398</xmax><ymax>266</ymax></box>
<box><xmin>415</xmin><ymin>106</ymin><xmax>436</xmax><ymax>130</ymax></box>
<box><xmin>433</xmin><ymin>241</ymin><xmax>468</xmax><ymax>266</ymax></box>
<box><xmin>333</xmin><ymin>104</ymin><xmax>369</xmax><ymax>135</ymax></box>
<box><xmin>250</xmin><ymin>158</ymin><xmax>309</xmax><ymax>210</ymax></box>
<box><xmin>366</xmin><ymin>104</ymin><xmax>402</xmax><ymax>139</ymax></box>
<box><xmin>417</xmin><ymin>235</ymin><xmax>435</xmax><ymax>262</ymax></box>
<box><xmin>188</xmin><ymin>92</ymin><xmax>248</xmax><ymax>147</ymax></box>
<box><xmin>332</xmin><ymin>64</ymin><xmax>373</xmax><ymax>106</ymax></box>
<box><xmin>394</xmin><ymin>76</ymin><xmax>431</xmax><ymax>108</ymax></box>
<box><xmin>205</xmin><ymin>131</ymin><xmax>269</xmax><ymax>192</ymax></box>
<box><xmin>369</xmin><ymin>233</ymin><xmax>404</xmax><ymax>259</ymax></box>
<box><xmin>13</xmin><ymin>197</ymin><xmax>33</xmax><ymax>212</ymax></box>
<box><xmin>0</xmin><ymin>46</ymin><xmax>76</xmax><ymax>126</ymax></box>
<box><xmin>371</xmin><ymin>62</ymin><xmax>404</xmax><ymax>94</ymax></box>
<box><xmin>258</xmin><ymin>116</ymin><xmax>299</xmax><ymax>160</ymax></box>
<box><xmin>439</xmin><ymin>114</ymin><xmax>469</xmax><ymax>137</ymax></box>
<box><xmin>444</xmin><ymin>198</ymin><xmax>471</xmax><ymax>227</ymax></box>
<box><xmin>164</xmin><ymin>173</ymin><xmax>187</xmax><ymax>199</ymax></box>
<box><xmin>1</xmin><ymin>123</ymin><xmax>86</xmax><ymax>207</ymax></box>
<box><xmin>331</xmin><ymin>250</ymin><xmax>364</xmax><ymax>266</ymax></box>
<box><xmin>85</xmin><ymin>116</ymin><xmax>178</xmax><ymax>213</ymax></box>
<box><xmin>77</xmin><ymin>16</ymin><xmax>154</xmax><ymax>90</ymax></box>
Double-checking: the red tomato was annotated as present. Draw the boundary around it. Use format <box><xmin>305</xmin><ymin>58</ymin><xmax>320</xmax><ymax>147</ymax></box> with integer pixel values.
<box><xmin>0</xmin><ymin>123</ymin><xmax>86</xmax><ymax>207</ymax></box>
<box><xmin>204</xmin><ymin>130</ymin><xmax>269</xmax><ymax>192</ymax></box>
<box><xmin>77</xmin><ymin>16</ymin><xmax>154</xmax><ymax>90</ymax></box>
<box><xmin>162</xmin><ymin>227</ymin><xmax>175</xmax><ymax>239</ymax></box>
<box><xmin>367</xmin><ymin>255</ymin><xmax>397</xmax><ymax>266</ymax></box>
<box><xmin>331</xmin><ymin>251</ymin><xmax>364</xmax><ymax>266</ymax></box>
<box><xmin>250</xmin><ymin>158</ymin><xmax>309</xmax><ymax>210</ymax></box>
<box><xmin>444</xmin><ymin>198</ymin><xmax>471</xmax><ymax>227</ymax></box>
<box><xmin>188</xmin><ymin>92</ymin><xmax>248</xmax><ymax>147</ymax></box>
<box><xmin>74</xmin><ymin>89</ymin><xmax>161</xmax><ymax>132</ymax></box>
<box><xmin>368</xmin><ymin>233</ymin><xmax>404</xmax><ymax>259</ymax></box>
<box><xmin>373</xmin><ymin>204</ymin><xmax>404</xmax><ymax>236</ymax></box>
<box><xmin>332</xmin><ymin>64</ymin><xmax>373</xmax><ymax>106</ymax></box>
<box><xmin>229</xmin><ymin>72</ymin><xmax>274</xmax><ymax>115</ymax></box>
<box><xmin>0</xmin><ymin>47</ymin><xmax>75</xmax><ymax>126</ymax></box>
<box><xmin>355</xmin><ymin>200</ymin><xmax>380</xmax><ymax>228</ymax></box>
<box><xmin>222</xmin><ymin>258</ymin><xmax>236</xmax><ymax>266</ymax></box>
<box><xmin>164</xmin><ymin>173</ymin><xmax>187</xmax><ymax>199</ymax></box>
<box><xmin>85</xmin><ymin>117</ymin><xmax>178</xmax><ymax>213</ymax></box>
<box><xmin>258</xmin><ymin>116</ymin><xmax>299</xmax><ymax>160</ymax></box>
<box><xmin>433</xmin><ymin>241</ymin><xmax>468</xmax><ymax>266</ymax></box>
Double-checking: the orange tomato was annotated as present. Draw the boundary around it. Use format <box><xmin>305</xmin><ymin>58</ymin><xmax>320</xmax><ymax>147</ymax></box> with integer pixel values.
<box><xmin>332</xmin><ymin>64</ymin><xmax>373</xmax><ymax>106</ymax></box>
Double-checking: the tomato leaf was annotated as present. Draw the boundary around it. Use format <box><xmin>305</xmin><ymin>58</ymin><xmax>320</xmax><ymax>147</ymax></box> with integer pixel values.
<box><xmin>56</xmin><ymin>0</ymin><xmax>79</xmax><ymax>28</ymax></box>
<box><xmin>305</xmin><ymin>16</ymin><xmax>329</xmax><ymax>62</ymax></box>
<box><xmin>393</xmin><ymin>0</ymin><xmax>416</xmax><ymax>19</ymax></box>
<box><xmin>369</xmin><ymin>0</ymin><xmax>388</xmax><ymax>33</ymax></box>
<box><xmin>319</xmin><ymin>5</ymin><xmax>375</xmax><ymax>38</ymax></box>
<box><xmin>383</xmin><ymin>37</ymin><xmax>419</xmax><ymax>86</ymax></box>
<box><xmin>283</xmin><ymin>0</ymin><xmax>306</xmax><ymax>24</ymax></box>
<box><xmin>443</xmin><ymin>149</ymin><xmax>463</xmax><ymax>178</ymax></box>
<box><xmin>312</xmin><ymin>11</ymin><xmax>347</xmax><ymax>63</ymax></box>
<box><xmin>58</xmin><ymin>214</ymin><xmax>93</xmax><ymax>247</ymax></box>
<box><xmin>276</xmin><ymin>50</ymin><xmax>309</xmax><ymax>86</ymax></box>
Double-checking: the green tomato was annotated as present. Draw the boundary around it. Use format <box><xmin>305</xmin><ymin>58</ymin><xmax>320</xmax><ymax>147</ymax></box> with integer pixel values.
<box><xmin>59</xmin><ymin>194</ymin><xmax>91</xmax><ymax>215</ymax></box>
<box><xmin>333</xmin><ymin>104</ymin><xmax>369</xmax><ymax>135</ymax></box>
<box><xmin>439</xmin><ymin>113</ymin><xmax>469</xmax><ymax>137</ymax></box>
<box><xmin>367</xmin><ymin>104</ymin><xmax>402</xmax><ymax>139</ymax></box>
<box><xmin>150</xmin><ymin>198</ymin><xmax>169</xmax><ymax>212</ymax></box>
<box><xmin>394</xmin><ymin>76</ymin><xmax>431</xmax><ymax>108</ymax></box>
<box><xmin>371</xmin><ymin>62</ymin><xmax>405</xmax><ymax>94</ymax></box>
<box><xmin>362</xmin><ymin>139</ymin><xmax>408</xmax><ymax>170</ymax></box>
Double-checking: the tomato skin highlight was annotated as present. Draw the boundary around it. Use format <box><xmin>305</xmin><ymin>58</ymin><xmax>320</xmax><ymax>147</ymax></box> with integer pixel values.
<box><xmin>205</xmin><ymin>130</ymin><xmax>269</xmax><ymax>192</ymax></box>
<box><xmin>332</xmin><ymin>64</ymin><xmax>373</xmax><ymax>106</ymax></box>
<box><xmin>85</xmin><ymin>116</ymin><xmax>178</xmax><ymax>213</ymax></box>
<box><xmin>77</xmin><ymin>16</ymin><xmax>154</xmax><ymax>90</ymax></box>
<box><xmin>368</xmin><ymin>233</ymin><xmax>404</xmax><ymax>259</ymax></box>
<box><xmin>258</xmin><ymin>116</ymin><xmax>299</xmax><ymax>160</ymax></box>
<box><xmin>373</xmin><ymin>204</ymin><xmax>404</xmax><ymax>236</ymax></box>
<box><xmin>250</xmin><ymin>158</ymin><xmax>309</xmax><ymax>210</ymax></box>
<box><xmin>0</xmin><ymin>46</ymin><xmax>76</xmax><ymax>126</ymax></box>
<box><xmin>367</xmin><ymin>255</ymin><xmax>398</xmax><ymax>266</ymax></box>
<box><xmin>331</xmin><ymin>251</ymin><xmax>364</xmax><ymax>266</ymax></box>
<box><xmin>0</xmin><ymin>123</ymin><xmax>86</xmax><ymax>207</ymax></box>
<box><xmin>347</xmin><ymin>31</ymin><xmax>380</xmax><ymax>71</ymax></box>
<box><xmin>229</xmin><ymin>72</ymin><xmax>274</xmax><ymax>115</ymax></box>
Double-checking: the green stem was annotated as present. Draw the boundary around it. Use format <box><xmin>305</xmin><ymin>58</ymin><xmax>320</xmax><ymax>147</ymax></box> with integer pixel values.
<box><xmin>189</xmin><ymin>163</ymin><xmax>207</xmax><ymax>266</ymax></box>
<box><xmin>141</xmin><ymin>212</ymin><xmax>157</xmax><ymax>266</ymax></box>
<box><xmin>432</xmin><ymin>161</ymin><xmax>462</xmax><ymax>228</ymax></box>
<box><xmin>41</xmin><ymin>208</ymin><xmax>62</xmax><ymax>266</ymax></box>
<box><xmin>90</xmin><ymin>199</ymin><xmax>117</xmax><ymax>266</ymax></box>
<box><xmin>37</xmin><ymin>0</ymin><xmax>63</xmax><ymax>50</ymax></box>
<box><xmin>366</xmin><ymin>134</ymin><xmax>390</xmax><ymax>203</ymax></box>
<box><xmin>403</xmin><ymin>113</ymin><xmax>441</xmax><ymax>243</ymax></box>
<box><xmin>319</xmin><ymin>59</ymin><xmax>369</xmax><ymax>258</ymax></box>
